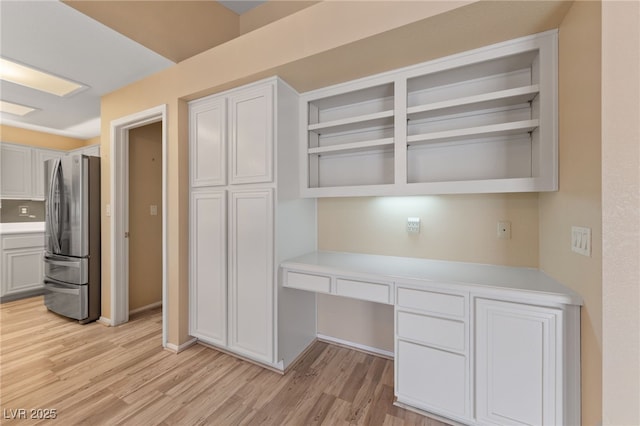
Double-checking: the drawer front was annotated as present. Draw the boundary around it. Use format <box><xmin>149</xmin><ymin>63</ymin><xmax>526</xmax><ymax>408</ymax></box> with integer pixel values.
<box><xmin>335</xmin><ymin>278</ymin><xmax>392</xmax><ymax>304</ymax></box>
<box><xmin>2</xmin><ymin>234</ymin><xmax>45</xmax><ymax>250</ymax></box>
<box><xmin>397</xmin><ymin>286</ymin><xmax>465</xmax><ymax>317</ymax></box>
<box><xmin>397</xmin><ymin>311</ymin><xmax>466</xmax><ymax>352</ymax></box>
<box><xmin>396</xmin><ymin>340</ymin><xmax>468</xmax><ymax>419</ymax></box>
<box><xmin>285</xmin><ymin>271</ymin><xmax>331</xmax><ymax>293</ymax></box>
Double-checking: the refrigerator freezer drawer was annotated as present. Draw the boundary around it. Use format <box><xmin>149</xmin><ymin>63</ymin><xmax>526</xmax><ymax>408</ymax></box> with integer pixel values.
<box><xmin>44</xmin><ymin>280</ymin><xmax>88</xmax><ymax>320</ymax></box>
<box><xmin>44</xmin><ymin>254</ymin><xmax>88</xmax><ymax>284</ymax></box>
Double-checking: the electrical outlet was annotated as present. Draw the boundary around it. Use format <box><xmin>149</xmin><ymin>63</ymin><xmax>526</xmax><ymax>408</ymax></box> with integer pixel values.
<box><xmin>497</xmin><ymin>221</ymin><xmax>511</xmax><ymax>239</ymax></box>
<box><xmin>407</xmin><ymin>217</ymin><xmax>420</xmax><ymax>234</ymax></box>
<box><xmin>571</xmin><ymin>226</ymin><xmax>591</xmax><ymax>256</ymax></box>
<box><xmin>18</xmin><ymin>206</ymin><xmax>29</xmax><ymax>216</ymax></box>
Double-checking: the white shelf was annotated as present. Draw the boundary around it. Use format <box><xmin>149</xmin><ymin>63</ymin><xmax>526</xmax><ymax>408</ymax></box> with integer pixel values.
<box><xmin>308</xmin><ymin>138</ymin><xmax>394</xmax><ymax>155</ymax></box>
<box><xmin>308</xmin><ymin>110</ymin><xmax>394</xmax><ymax>134</ymax></box>
<box><xmin>407</xmin><ymin>85</ymin><xmax>539</xmax><ymax>119</ymax></box>
<box><xmin>299</xmin><ymin>30</ymin><xmax>558</xmax><ymax>197</ymax></box>
<box><xmin>407</xmin><ymin>120</ymin><xmax>539</xmax><ymax>146</ymax></box>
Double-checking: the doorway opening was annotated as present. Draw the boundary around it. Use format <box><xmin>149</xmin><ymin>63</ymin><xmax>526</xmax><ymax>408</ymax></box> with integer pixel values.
<box><xmin>110</xmin><ymin>105</ymin><xmax>167</xmax><ymax>347</ymax></box>
<box><xmin>128</xmin><ymin>123</ymin><xmax>163</xmax><ymax>317</ymax></box>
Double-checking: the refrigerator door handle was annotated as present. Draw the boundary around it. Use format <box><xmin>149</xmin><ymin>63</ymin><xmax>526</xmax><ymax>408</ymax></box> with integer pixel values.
<box><xmin>47</xmin><ymin>158</ymin><xmax>62</xmax><ymax>253</ymax></box>
<box><xmin>44</xmin><ymin>279</ymin><xmax>81</xmax><ymax>295</ymax></box>
<box><xmin>44</xmin><ymin>255</ymin><xmax>81</xmax><ymax>268</ymax></box>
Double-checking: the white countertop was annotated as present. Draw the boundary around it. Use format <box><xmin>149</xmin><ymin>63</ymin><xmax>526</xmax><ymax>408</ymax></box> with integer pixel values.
<box><xmin>281</xmin><ymin>251</ymin><xmax>583</xmax><ymax>306</ymax></box>
<box><xmin>0</xmin><ymin>222</ymin><xmax>45</xmax><ymax>234</ymax></box>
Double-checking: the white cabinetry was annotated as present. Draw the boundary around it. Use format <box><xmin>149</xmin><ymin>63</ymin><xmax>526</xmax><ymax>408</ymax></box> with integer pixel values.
<box><xmin>0</xmin><ymin>143</ymin><xmax>95</xmax><ymax>200</ymax></box>
<box><xmin>228</xmin><ymin>189</ymin><xmax>274</xmax><ymax>362</ymax></box>
<box><xmin>1</xmin><ymin>231</ymin><xmax>45</xmax><ymax>300</ymax></box>
<box><xmin>229</xmin><ymin>85</ymin><xmax>273</xmax><ymax>184</ymax></box>
<box><xmin>1</xmin><ymin>143</ymin><xmax>32</xmax><ymax>199</ymax></box>
<box><xmin>190</xmin><ymin>98</ymin><xmax>226</xmax><ymax>187</ymax></box>
<box><xmin>395</xmin><ymin>285</ymin><xmax>471</xmax><ymax>422</ymax></box>
<box><xmin>189</xmin><ymin>77</ymin><xmax>316</xmax><ymax>371</ymax></box>
<box><xmin>280</xmin><ymin>251</ymin><xmax>581</xmax><ymax>426</ymax></box>
<box><xmin>300</xmin><ymin>31</ymin><xmax>557</xmax><ymax>197</ymax></box>
<box><xmin>475</xmin><ymin>298</ymin><xmax>568</xmax><ymax>426</ymax></box>
<box><xmin>32</xmin><ymin>148</ymin><xmax>64</xmax><ymax>199</ymax></box>
<box><xmin>189</xmin><ymin>190</ymin><xmax>227</xmax><ymax>346</ymax></box>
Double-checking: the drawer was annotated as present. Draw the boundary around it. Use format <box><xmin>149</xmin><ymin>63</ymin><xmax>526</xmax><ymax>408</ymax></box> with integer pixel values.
<box><xmin>397</xmin><ymin>286</ymin><xmax>465</xmax><ymax>317</ymax></box>
<box><xmin>2</xmin><ymin>234</ymin><xmax>45</xmax><ymax>250</ymax></box>
<box><xmin>335</xmin><ymin>278</ymin><xmax>392</xmax><ymax>304</ymax></box>
<box><xmin>397</xmin><ymin>311</ymin><xmax>466</xmax><ymax>352</ymax></box>
<box><xmin>285</xmin><ymin>271</ymin><xmax>331</xmax><ymax>293</ymax></box>
<box><xmin>396</xmin><ymin>340</ymin><xmax>468</xmax><ymax>418</ymax></box>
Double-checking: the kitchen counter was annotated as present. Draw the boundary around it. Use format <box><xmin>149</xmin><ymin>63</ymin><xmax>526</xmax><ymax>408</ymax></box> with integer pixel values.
<box><xmin>0</xmin><ymin>222</ymin><xmax>45</xmax><ymax>234</ymax></box>
<box><xmin>281</xmin><ymin>250</ymin><xmax>583</xmax><ymax>306</ymax></box>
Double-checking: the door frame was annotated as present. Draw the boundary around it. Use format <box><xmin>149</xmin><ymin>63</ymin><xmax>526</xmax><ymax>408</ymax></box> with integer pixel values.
<box><xmin>110</xmin><ymin>105</ymin><xmax>168</xmax><ymax>347</ymax></box>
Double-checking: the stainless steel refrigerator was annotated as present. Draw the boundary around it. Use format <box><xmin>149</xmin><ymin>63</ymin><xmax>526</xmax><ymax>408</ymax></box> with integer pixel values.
<box><xmin>44</xmin><ymin>155</ymin><xmax>100</xmax><ymax>323</ymax></box>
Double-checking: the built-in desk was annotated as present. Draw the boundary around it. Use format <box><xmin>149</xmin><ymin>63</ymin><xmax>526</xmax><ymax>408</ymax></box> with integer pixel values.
<box><xmin>281</xmin><ymin>251</ymin><xmax>582</xmax><ymax>426</ymax></box>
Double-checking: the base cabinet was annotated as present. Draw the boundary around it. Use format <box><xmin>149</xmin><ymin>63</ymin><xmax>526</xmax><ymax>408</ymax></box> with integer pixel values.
<box><xmin>396</xmin><ymin>340</ymin><xmax>468</xmax><ymax>418</ymax></box>
<box><xmin>1</xmin><ymin>233</ymin><xmax>45</xmax><ymax>299</ymax></box>
<box><xmin>281</xmin><ymin>251</ymin><xmax>582</xmax><ymax>426</ymax></box>
<box><xmin>475</xmin><ymin>299</ymin><xmax>563</xmax><ymax>426</ymax></box>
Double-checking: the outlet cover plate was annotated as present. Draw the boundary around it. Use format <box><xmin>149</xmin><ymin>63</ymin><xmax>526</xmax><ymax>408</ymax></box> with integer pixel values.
<box><xmin>407</xmin><ymin>217</ymin><xmax>420</xmax><ymax>234</ymax></box>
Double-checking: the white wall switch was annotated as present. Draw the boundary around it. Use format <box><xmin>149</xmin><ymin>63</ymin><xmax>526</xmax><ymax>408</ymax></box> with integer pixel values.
<box><xmin>571</xmin><ymin>226</ymin><xmax>591</xmax><ymax>256</ymax></box>
<box><xmin>497</xmin><ymin>221</ymin><xmax>511</xmax><ymax>239</ymax></box>
<box><xmin>407</xmin><ymin>217</ymin><xmax>420</xmax><ymax>234</ymax></box>
<box><xmin>150</xmin><ymin>205</ymin><xmax>158</xmax><ymax>216</ymax></box>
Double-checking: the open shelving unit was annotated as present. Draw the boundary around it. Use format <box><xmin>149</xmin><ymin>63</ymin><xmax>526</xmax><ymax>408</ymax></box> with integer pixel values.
<box><xmin>299</xmin><ymin>30</ymin><xmax>557</xmax><ymax>197</ymax></box>
<box><xmin>303</xmin><ymin>82</ymin><xmax>396</xmax><ymax>190</ymax></box>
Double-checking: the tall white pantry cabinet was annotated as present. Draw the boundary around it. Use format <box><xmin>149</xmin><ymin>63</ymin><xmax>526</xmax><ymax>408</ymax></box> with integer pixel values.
<box><xmin>188</xmin><ymin>77</ymin><xmax>317</xmax><ymax>371</ymax></box>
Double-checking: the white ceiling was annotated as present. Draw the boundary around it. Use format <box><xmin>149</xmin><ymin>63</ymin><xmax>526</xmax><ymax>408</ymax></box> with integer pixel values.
<box><xmin>0</xmin><ymin>0</ymin><xmax>265</xmax><ymax>140</ymax></box>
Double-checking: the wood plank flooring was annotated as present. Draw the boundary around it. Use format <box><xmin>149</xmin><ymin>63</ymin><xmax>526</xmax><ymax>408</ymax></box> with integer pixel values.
<box><xmin>0</xmin><ymin>297</ymin><xmax>449</xmax><ymax>426</ymax></box>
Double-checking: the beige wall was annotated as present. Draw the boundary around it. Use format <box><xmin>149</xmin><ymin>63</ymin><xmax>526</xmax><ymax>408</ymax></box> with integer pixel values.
<box><xmin>539</xmin><ymin>2</ymin><xmax>603</xmax><ymax>425</ymax></box>
<box><xmin>100</xmin><ymin>0</ymin><xmax>569</xmax><ymax>345</ymax></box>
<box><xmin>317</xmin><ymin>194</ymin><xmax>539</xmax><ymax>351</ymax></box>
<box><xmin>128</xmin><ymin>122</ymin><xmax>163</xmax><ymax>312</ymax></box>
<box><xmin>601</xmin><ymin>1</ymin><xmax>640</xmax><ymax>424</ymax></box>
<box><xmin>0</xmin><ymin>125</ymin><xmax>87</xmax><ymax>150</ymax></box>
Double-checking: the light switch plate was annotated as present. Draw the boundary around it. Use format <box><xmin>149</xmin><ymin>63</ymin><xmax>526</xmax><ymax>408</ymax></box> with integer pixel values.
<box><xmin>571</xmin><ymin>226</ymin><xmax>591</xmax><ymax>256</ymax></box>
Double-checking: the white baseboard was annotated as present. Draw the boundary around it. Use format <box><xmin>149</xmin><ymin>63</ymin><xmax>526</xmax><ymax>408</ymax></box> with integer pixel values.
<box><xmin>97</xmin><ymin>316</ymin><xmax>113</xmax><ymax>326</ymax></box>
<box><xmin>129</xmin><ymin>301</ymin><xmax>162</xmax><ymax>315</ymax></box>
<box><xmin>316</xmin><ymin>333</ymin><xmax>394</xmax><ymax>359</ymax></box>
<box><xmin>165</xmin><ymin>338</ymin><xmax>197</xmax><ymax>354</ymax></box>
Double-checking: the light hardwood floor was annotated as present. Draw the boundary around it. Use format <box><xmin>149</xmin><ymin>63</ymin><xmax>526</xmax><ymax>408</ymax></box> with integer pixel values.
<box><xmin>0</xmin><ymin>297</ymin><xmax>449</xmax><ymax>426</ymax></box>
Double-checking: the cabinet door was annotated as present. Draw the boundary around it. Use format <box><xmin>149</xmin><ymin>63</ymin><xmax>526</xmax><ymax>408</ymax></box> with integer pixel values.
<box><xmin>2</xmin><ymin>248</ymin><xmax>44</xmax><ymax>296</ymax></box>
<box><xmin>190</xmin><ymin>97</ymin><xmax>226</xmax><ymax>187</ymax></box>
<box><xmin>1</xmin><ymin>144</ymin><xmax>32</xmax><ymax>199</ymax></box>
<box><xmin>189</xmin><ymin>190</ymin><xmax>227</xmax><ymax>346</ymax></box>
<box><xmin>33</xmin><ymin>148</ymin><xmax>64</xmax><ymax>200</ymax></box>
<box><xmin>475</xmin><ymin>299</ymin><xmax>561</xmax><ymax>426</ymax></box>
<box><xmin>229</xmin><ymin>84</ymin><xmax>273</xmax><ymax>184</ymax></box>
<box><xmin>228</xmin><ymin>189</ymin><xmax>274</xmax><ymax>363</ymax></box>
